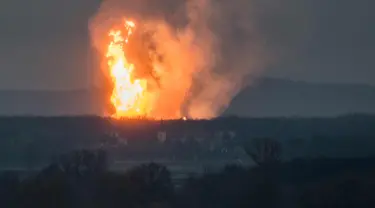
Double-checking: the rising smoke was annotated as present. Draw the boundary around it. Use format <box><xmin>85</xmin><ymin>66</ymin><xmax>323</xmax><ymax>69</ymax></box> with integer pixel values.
<box><xmin>89</xmin><ymin>0</ymin><xmax>271</xmax><ymax>119</ymax></box>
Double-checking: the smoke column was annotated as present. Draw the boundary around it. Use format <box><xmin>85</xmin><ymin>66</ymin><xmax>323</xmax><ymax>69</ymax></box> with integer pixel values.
<box><xmin>89</xmin><ymin>0</ymin><xmax>270</xmax><ymax>119</ymax></box>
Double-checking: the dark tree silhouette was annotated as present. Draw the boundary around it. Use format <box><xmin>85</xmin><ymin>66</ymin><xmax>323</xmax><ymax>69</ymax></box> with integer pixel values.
<box><xmin>56</xmin><ymin>149</ymin><xmax>108</xmax><ymax>177</ymax></box>
<box><xmin>127</xmin><ymin>163</ymin><xmax>174</xmax><ymax>206</ymax></box>
<box><xmin>243</xmin><ymin>137</ymin><xmax>282</xmax><ymax>166</ymax></box>
<box><xmin>243</xmin><ymin>138</ymin><xmax>283</xmax><ymax>208</ymax></box>
<box><xmin>17</xmin><ymin>149</ymin><xmax>108</xmax><ymax>208</ymax></box>
<box><xmin>0</xmin><ymin>171</ymin><xmax>19</xmax><ymax>207</ymax></box>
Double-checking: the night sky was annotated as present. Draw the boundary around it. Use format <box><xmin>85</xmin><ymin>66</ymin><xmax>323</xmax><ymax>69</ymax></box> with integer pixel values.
<box><xmin>0</xmin><ymin>0</ymin><xmax>373</xmax><ymax>90</ymax></box>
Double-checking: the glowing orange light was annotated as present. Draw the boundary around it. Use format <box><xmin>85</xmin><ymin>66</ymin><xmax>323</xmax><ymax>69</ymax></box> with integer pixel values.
<box><xmin>106</xmin><ymin>20</ymin><xmax>149</xmax><ymax>118</ymax></box>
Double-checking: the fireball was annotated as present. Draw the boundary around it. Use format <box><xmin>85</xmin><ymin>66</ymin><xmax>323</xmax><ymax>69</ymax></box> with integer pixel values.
<box><xmin>106</xmin><ymin>20</ymin><xmax>150</xmax><ymax>118</ymax></box>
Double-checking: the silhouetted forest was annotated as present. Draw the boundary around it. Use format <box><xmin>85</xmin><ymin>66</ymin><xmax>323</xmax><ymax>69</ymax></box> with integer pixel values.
<box><xmin>1</xmin><ymin>148</ymin><xmax>375</xmax><ymax>208</ymax></box>
<box><xmin>1</xmin><ymin>115</ymin><xmax>375</xmax><ymax>167</ymax></box>
<box><xmin>1</xmin><ymin>115</ymin><xmax>375</xmax><ymax>207</ymax></box>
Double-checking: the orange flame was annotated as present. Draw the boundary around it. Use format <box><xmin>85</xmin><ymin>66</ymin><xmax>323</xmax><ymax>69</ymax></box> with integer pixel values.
<box><xmin>106</xmin><ymin>20</ymin><xmax>149</xmax><ymax>118</ymax></box>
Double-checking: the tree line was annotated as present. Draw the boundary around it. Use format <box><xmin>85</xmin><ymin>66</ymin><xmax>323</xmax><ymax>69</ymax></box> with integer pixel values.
<box><xmin>1</xmin><ymin>137</ymin><xmax>375</xmax><ymax>208</ymax></box>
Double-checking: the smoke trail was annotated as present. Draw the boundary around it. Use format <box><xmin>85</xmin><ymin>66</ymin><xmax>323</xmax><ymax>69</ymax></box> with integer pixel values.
<box><xmin>89</xmin><ymin>0</ymin><xmax>271</xmax><ymax>119</ymax></box>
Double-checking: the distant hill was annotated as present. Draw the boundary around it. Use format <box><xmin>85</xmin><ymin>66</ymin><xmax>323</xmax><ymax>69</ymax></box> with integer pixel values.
<box><xmin>224</xmin><ymin>78</ymin><xmax>375</xmax><ymax>117</ymax></box>
<box><xmin>0</xmin><ymin>78</ymin><xmax>374</xmax><ymax>117</ymax></box>
<box><xmin>0</xmin><ymin>89</ymin><xmax>103</xmax><ymax>116</ymax></box>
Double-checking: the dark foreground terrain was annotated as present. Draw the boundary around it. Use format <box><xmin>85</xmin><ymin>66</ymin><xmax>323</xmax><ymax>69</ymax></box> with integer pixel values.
<box><xmin>1</xmin><ymin>149</ymin><xmax>375</xmax><ymax>208</ymax></box>
<box><xmin>1</xmin><ymin>115</ymin><xmax>375</xmax><ymax>207</ymax></box>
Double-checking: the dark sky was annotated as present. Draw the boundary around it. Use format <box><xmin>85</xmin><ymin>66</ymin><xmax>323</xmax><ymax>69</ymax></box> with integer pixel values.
<box><xmin>0</xmin><ymin>0</ymin><xmax>373</xmax><ymax>90</ymax></box>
